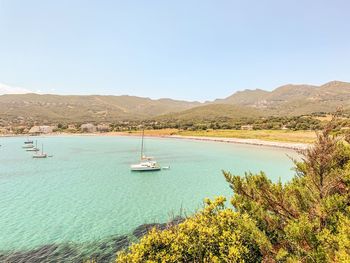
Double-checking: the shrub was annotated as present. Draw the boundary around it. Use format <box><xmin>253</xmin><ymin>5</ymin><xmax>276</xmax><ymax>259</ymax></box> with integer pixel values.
<box><xmin>116</xmin><ymin>117</ymin><xmax>350</xmax><ymax>262</ymax></box>
<box><xmin>117</xmin><ymin>197</ymin><xmax>269</xmax><ymax>262</ymax></box>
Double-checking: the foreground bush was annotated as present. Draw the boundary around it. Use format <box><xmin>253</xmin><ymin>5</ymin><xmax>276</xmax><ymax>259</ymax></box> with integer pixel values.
<box><xmin>117</xmin><ymin>119</ymin><xmax>350</xmax><ymax>262</ymax></box>
<box><xmin>117</xmin><ymin>197</ymin><xmax>270</xmax><ymax>262</ymax></box>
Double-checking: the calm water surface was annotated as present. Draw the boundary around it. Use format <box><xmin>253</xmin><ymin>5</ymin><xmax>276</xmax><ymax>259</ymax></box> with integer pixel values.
<box><xmin>0</xmin><ymin>136</ymin><xmax>297</xmax><ymax>252</ymax></box>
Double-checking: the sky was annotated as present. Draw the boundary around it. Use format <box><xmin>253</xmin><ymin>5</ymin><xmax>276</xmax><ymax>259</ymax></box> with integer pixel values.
<box><xmin>0</xmin><ymin>0</ymin><xmax>349</xmax><ymax>101</ymax></box>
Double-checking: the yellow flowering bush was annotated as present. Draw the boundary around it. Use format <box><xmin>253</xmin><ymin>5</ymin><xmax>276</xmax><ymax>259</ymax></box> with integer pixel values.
<box><xmin>116</xmin><ymin>197</ymin><xmax>270</xmax><ymax>262</ymax></box>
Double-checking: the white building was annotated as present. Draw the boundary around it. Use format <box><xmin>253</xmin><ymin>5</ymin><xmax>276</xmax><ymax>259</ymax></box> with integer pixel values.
<box><xmin>29</xmin><ymin>125</ymin><xmax>55</xmax><ymax>134</ymax></box>
<box><xmin>97</xmin><ymin>124</ymin><xmax>110</xmax><ymax>132</ymax></box>
<box><xmin>80</xmin><ymin>123</ymin><xmax>96</xmax><ymax>133</ymax></box>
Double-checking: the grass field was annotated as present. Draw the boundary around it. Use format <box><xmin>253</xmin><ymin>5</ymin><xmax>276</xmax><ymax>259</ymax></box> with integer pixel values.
<box><xmin>125</xmin><ymin>129</ymin><xmax>178</xmax><ymax>136</ymax></box>
<box><xmin>127</xmin><ymin>129</ymin><xmax>317</xmax><ymax>144</ymax></box>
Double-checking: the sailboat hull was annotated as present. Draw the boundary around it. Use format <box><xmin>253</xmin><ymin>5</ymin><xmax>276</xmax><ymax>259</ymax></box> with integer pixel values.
<box><xmin>33</xmin><ymin>154</ymin><xmax>47</xmax><ymax>158</ymax></box>
<box><xmin>26</xmin><ymin>148</ymin><xmax>39</xmax><ymax>152</ymax></box>
<box><xmin>130</xmin><ymin>165</ymin><xmax>161</xmax><ymax>171</ymax></box>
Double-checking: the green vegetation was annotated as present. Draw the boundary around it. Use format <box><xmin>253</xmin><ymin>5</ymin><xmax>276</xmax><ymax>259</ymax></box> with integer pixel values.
<box><xmin>120</xmin><ymin>115</ymin><xmax>345</xmax><ymax>132</ymax></box>
<box><xmin>1</xmin><ymin>81</ymin><xmax>350</xmax><ymax>128</ymax></box>
<box><xmin>116</xmin><ymin>119</ymin><xmax>350</xmax><ymax>262</ymax></box>
<box><xmin>112</xmin><ymin>114</ymin><xmax>350</xmax><ymax>144</ymax></box>
<box><xmin>1</xmin><ymin>81</ymin><xmax>350</xmax><ymax>146</ymax></box>
<box><xmin>0</xmin><ymin>93</ymin><xmax>199</xmax><ymax>124</ymax></box>
<box><xmin>214</xmin><ymin>81</ymin><xmax>350</xmax><ymax>116</ymax></box>
<box><xmin>158</xmin><ymin>104</ymin><xmax>261</xmax><ymax>122</ymax></box>
<box><xmin>117</xmin><ymin>197</ymin><xmax>267</xmax><ymax>262</ymax></box>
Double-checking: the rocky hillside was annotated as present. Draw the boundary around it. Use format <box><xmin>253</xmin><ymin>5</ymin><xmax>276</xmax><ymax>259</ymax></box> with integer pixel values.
<box><xmin>0</xmin><ymin>93</ymin><xmax>200</xmax><ymax>123</ymax></box>
<box><xmin>1</xmin><ymin>81</ymin><xmax>349</xmax><ymax>124</ymax></box>
<box><xmin>215</xmin><ymin>81</ymin><xmax>350</xmax><ymax>115</ymax></box>
<box><xmin>158</xmin><ymin>104</ymin><xmax>261</xmax><ymax>121</ymax></box>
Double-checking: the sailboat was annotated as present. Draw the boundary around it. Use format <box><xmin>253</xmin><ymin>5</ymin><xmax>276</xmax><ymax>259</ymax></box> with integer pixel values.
<box><xmin>26</xmin><ymin>140</ymin><xmax>39</xmax><ymax>152</ymax></box>
<box><xmin>22</xmin><ymin>141</ymin><xmax>34</xmax><ymax>149</ymax></box>
<box><xmin>24</xmin><ymin>138</ymin><xmax>34</xmax><ymax>144</ymax></box>
<box><xmin>33</xmin><ymin>144</ymin><xmax>47</xmax><ymax>158</ymax></box>
<box><xmin>130</xmin><ymin>129</ymin><xmax>161</xmax><ymax>171</ymax></box>
<box><xmin>22</xmin><ymin>137</ymin><xmax>34</xmax><ymax>148</ymax></box>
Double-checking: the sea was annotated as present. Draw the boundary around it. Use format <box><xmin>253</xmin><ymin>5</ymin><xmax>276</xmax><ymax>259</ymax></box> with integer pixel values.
<box><xmin>0</xmin><ymin>135</ymin><xmax>298</xmax><ymax>262</ymax></box>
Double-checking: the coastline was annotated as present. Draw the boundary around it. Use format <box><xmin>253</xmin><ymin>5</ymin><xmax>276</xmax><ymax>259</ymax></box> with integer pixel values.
<box><xmin>163</xmin><ymin>135</ymin><xmax>308</xmax><ymax>150</ymax></box>
<box><xmin>1</xmin><ymin>132</ymin><xmax>309</xmax><ymax>150</ymax></box>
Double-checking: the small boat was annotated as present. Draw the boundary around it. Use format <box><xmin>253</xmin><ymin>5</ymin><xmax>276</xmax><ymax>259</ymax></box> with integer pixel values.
<box><xmin>131</xmin><ymin>129</ymin><xmax>161</xmax><ymax>171</ymax></box>
<box><xmin>22</xmin><ymin>138</ymin><xmax>34</xmax><ymax>148</ymax></box>
<box><xmin>24</xmin><ymin>138</ymin><xmax>34</xmax><ymax>144</ymax></box>
<box><xmin>130</xmin><ymin>160</ymin><xmax>161</xmax><ymax>171</ymax></box>
<box><xmin>26</xmin><ymin>140</ymin><xmax>39</xmax><ymax>152</ymax></box>
<box><xmin>22</xmin><ymin>144</ymin><xmax>34</xmax><ymax>149</ymax></box>
<box><xmin>33</xmin><ymin>144</ymin><xmax>47</xmax><ymax>158</ymax></box>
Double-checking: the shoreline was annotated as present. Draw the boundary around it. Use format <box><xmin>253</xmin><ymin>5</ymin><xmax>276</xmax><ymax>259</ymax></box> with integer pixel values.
<box><xmin>163</xmin><ymin>135</ymin><xmax>308</xmax><ymax>150</ymax></box>
<box><xmin>1</xmin><ymin>132</ymin><xmax>309</xmax><ymax>150</ymax></box>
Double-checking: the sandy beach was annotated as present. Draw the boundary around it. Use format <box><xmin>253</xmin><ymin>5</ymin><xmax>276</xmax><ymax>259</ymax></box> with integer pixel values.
<box><xmin>163</xmin><ymin>135</ymin><xmax>308</xmax><ymax>150</ymax></box>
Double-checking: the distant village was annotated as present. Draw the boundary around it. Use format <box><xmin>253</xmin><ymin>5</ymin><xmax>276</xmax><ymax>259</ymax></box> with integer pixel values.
<box><xmin>0</xmin><ymin>120</ymin><xmax>257</xmax><ymax>135</ymax></box>
<box><xmin>0</xmin><ymin>118</ymin><xmax>130</xmax><ymax>135</ymax></box>
<box><xmin>1</xmin><ymin>113</ymin><xmax>349</xmax><ymax>136</ymax></box>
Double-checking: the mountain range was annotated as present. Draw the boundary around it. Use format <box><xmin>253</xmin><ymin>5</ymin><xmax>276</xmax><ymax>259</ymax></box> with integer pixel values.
<box><xmin>214</xmin><ymin>81</ymin><xmax>350</xmax><ymax>115</ymax></box>
<box><xmin>0</xmin><ymin>81</ymin><xmax>349</xmax><ymax>124</ymax></box>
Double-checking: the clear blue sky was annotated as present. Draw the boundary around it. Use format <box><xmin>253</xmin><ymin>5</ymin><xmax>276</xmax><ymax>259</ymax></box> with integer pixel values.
<box><xmin>0</xmin><ymin>0</ymin><xmax>349</xmax><ymax>101</ymax></box>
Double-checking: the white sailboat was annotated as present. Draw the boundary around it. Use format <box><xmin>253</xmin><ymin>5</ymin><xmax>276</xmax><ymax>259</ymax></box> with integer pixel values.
<box><xmin>33</xmin><ymin>144</ymin><xmax>47</xmax><ymax>158</ymax></box>
<box><xmin>130</xmin><ymin>129</ymin><xmax>161</xmax><ymax>171</ymax></box>
<box><xmin>24</xmin><ymin>138</ymin><xmax>34</xmax><ymax>144</ymax></box>
<box><xmin>26</xmin><ymin>140</ymin><xmax>39</xmax><ymax>152</ymax></box>
<box><xmin>22</xmin><ymin>141</ymin><xmax>34</xmax><ymax>149</ymax></box>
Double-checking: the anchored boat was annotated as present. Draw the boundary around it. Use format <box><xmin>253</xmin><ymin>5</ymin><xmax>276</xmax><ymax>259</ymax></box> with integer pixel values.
<box><xmin>33</xmin><ymin>144</ymin><xmax>48</xmax><ymax>158</ymax></box>
<box><xmin>130</xmin><ymin>129</ymin><xmax>161</xmax><ymax>171</ymax></box>
<box><xmin>24</xmin><ymin>138</ymin><xmax>34</xmax><ymax>144</ymax></box>
<box><xmin>22</xmin><ymin>143</ymin><xmax>34</xmax><ymax>149</ymax></box>
<box><xmin>26</xmin><ymin>140</ymin><xmax>39</xmax><ymax>152</ymax></box>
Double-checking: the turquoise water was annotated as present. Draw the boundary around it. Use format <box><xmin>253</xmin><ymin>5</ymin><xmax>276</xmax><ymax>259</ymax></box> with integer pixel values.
<box><xmin>0</xmin><ymin>136</ymin><xmax>297</xmax><ymax>253</ymax></box>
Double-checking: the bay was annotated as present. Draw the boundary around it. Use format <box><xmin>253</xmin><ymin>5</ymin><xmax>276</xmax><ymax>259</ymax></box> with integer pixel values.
<box><xmin>0</xmin><ymin>136</ymin><xmax>297</xmax><ymax>252</ymax></box>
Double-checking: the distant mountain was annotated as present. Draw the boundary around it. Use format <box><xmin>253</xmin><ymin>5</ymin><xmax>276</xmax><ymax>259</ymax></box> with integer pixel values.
<box><xmin>216</xmin><ymin>81</ymin><xmax>350</xmax><ymax>115</ymax></box>
<box><xmin>1</xmin><ymin>81</ymin><xmax>349</xmax><ymax>124</ymax></box>
<box><xmin>0</xmin><ymin>83</ymin><xmax>32</xmax><ymax>95</ymax></box>
<box><xmin>0</xmin><ymin>93</ymin><xmax>200</xmax><ymax>123</ymax></box>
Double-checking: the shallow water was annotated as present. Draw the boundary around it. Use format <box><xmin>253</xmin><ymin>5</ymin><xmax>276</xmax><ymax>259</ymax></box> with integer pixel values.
<box><xmin>0</xmin><ymin>136</ymin><xmax>297</xmax><ymax>257</ymax></box>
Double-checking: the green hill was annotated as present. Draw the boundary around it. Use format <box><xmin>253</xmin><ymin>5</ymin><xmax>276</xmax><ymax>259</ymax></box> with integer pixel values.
<box><xmin>158</xmin><ymin>104</ymin><xmax>261</xmax><ymax>121</ymax></box>
<box><xmin>216</xmin><ymin>81</ymin><xmax>350</xmax><ymax>115</ymax></box>
<box><xmin>0</xmin><ymin>93</ymin><xmax>200</xmax><ymax>123</ymax></box>
<box><xmin>215</xmin><ymin>89</ymin><xmax>269</xmax><ymax>105</ymax></box>
<box><xmin>165</xmin><ymin>81</ymin><xmax>350</xmax><ymax>122</ymax></box>
<box><xmin>1</xmin><ymin>81</ymin><xmax>349</xmax><ymax>125</ymax></box>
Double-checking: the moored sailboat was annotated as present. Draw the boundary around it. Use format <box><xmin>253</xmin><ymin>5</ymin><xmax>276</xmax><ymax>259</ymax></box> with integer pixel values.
<box><xmin>26</xmin><ymin>140</ymin><xmax>39</xmax><ymax>152</ymax></box>
<box><xmin>24</xmin><ymin>138</ymin><xmax>34</xmax><ymax>144</ymax></box>
<box><xmin>130</xmin><ymin>129</ymin><xmax>161</xmax><ymax>171</ymax></box>
<box><xmin>33</xmin><ymin>144</ymin><xmax>47</xmax><ymax>158</ymax></box>
<box><xmin>22</xmin><ymin>141</ymin><xmax>34</xmax><ymax>149</ymax></box>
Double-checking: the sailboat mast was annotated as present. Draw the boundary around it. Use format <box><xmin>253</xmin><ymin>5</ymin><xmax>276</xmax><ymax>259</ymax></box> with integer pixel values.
<box><xmin>140</xmin><ymin>129</ymin><xmax>144</xmax><ymax>160</ymax></box>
